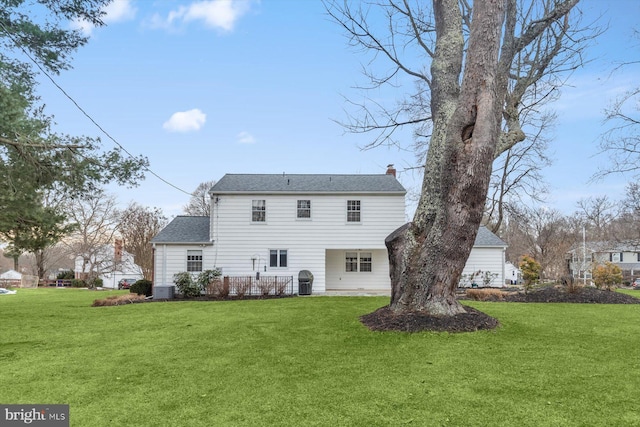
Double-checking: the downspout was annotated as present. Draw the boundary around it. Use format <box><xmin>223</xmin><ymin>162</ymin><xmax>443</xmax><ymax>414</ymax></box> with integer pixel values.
<box><xmin>502</xmin><ymin>248</ymin><xmax>506</xmax><ymax>287</ymax></box>
<box><xmin>152</xmin><ymin>243</ymin><xmax>155</xmax><ymax>292</ymax></box>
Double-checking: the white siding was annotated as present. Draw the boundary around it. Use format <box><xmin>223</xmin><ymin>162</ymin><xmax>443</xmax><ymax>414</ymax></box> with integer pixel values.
<box><xmin>461</xmin><ymin>247</ymin><xmax>506</xmax><ymax>287</ymax></box>
<box><xmin>325</xmin><ymin>249</ymin><xmax>390</xmax><ymax>290</ymax></box>
<box><xmin>155</xmin><ymin>192</ymin><xmax>509</xmax><ymax>293</ymax></box>
<box><xmin>210</xmin><ymin>193</ymin><xmax>405</xmax><ymax>292</ymax></box>
<box><xmin>153</xmin><ymin>244</ymin><xmax>215</xmax><ymax>287</ymax></box>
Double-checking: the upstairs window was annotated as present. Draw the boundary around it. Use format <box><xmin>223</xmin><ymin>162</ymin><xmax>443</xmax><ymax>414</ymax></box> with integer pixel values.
<box><xmin>252</xmin><ymin>200</ymin><xmax>266</xmax><ymax>222</ymax></box>
<box><xmin>347</xmin><ymin>200</ymin><xmax>361</xmax><ymax>222</ymax></box>
<box><xmin>297</xmin><ymin>200</ymin><xmax>311</xmax><ymax>219</ymax></box>
<box><xmin>610</xmin><ymin>252</ymin><xmax>623</xmax><ymax>263</ymax></box>
<box><xmin>270</xmin><ymin>250</ymin><xmax>288</xmax><ymax>268</ymax></box>
<box><xmin>187</xmin><ymin>250</ymin><xmax>203</xmax><ymax>272</ymax></box>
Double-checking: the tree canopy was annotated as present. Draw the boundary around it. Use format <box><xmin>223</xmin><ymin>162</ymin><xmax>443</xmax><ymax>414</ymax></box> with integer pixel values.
<box><xmin>328</xmin><ymin>0</ymin><xmax>595</xmax><ymax>322</ymax></box>
<box><xmin>0</xmin><ymin>0</ymin><xmax>148</xmax><ymax>259</ymax></box>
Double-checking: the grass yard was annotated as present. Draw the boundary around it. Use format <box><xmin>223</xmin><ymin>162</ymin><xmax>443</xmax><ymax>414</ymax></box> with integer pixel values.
<box><xmin>1</xmin><ymin>288</ymin><xmax>639</xmax><ymax>426</ymax></box>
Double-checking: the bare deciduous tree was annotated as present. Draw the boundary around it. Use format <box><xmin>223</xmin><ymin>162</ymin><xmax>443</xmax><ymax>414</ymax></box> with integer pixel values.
<box><xmin>62</xmin><ymin>191</ymin><xmax>120</xmax><ymax>282</ymax></box>
<box><xmin>118</xmin><ymin>203</ymin><xmax>167</xmax><ymax>280</ymax></box>
<box><xmin>485</xmin><ymin>112</ymin><xmax>553</xmax><ymax>233</ymax></box>
<box><xmin>608</xmin><ymin>183</ymin><xmax>640</xmax><ymax>245</ymax></box>
<box><xmin>183</xmin><ymin>180</ymin><xmax>216</xmax><ymax>217</ymax></box>
<box><xmin>327</xmin><ymin>0</ymin><xmax>594</xmax><ymax>318</ymax></box>
<box><xmin>595</xmin><ymin>28</ymin><xmax>640</xmax><ymax>179</ymax></box>
<box><xmin>506</xmin><ymin>206</ymin><xmax>576</xmax><ymax>279</ymax></box>
<box><xmin>575</xmin><ymin>195</ymin><xmax>617</xmax><ymax>241</ymax></box>
<box><xmin>596</xmin><ymin>87</ymin><xmax>640</xmax><ymax>179</ymax></box>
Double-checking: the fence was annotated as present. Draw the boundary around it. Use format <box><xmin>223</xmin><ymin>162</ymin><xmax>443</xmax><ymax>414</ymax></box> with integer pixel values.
<box><xmin>0</xmin><ymin>275</ymin><xmax>39</xmax><ymax>288</ymax></box>
<box><xmin>21</xmin><ymin>275</ymin><xmax>39</xmax><ymax>288</ymax></box>
<box><xmin>207</xmin><ymin>275</ymin><xmax>295</xmax><ymax>297</ymax></box>
<box><xmin>42</xmin><ymin>279</ymin><xmax>74</xmax><ymax>287</ymax></box>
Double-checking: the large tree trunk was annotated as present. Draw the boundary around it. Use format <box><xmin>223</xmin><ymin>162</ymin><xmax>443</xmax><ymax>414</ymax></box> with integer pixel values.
<box><xmin>387</xmin><ymin>0</ymin><xmax>505</xmax><ymax>316</ymax></box>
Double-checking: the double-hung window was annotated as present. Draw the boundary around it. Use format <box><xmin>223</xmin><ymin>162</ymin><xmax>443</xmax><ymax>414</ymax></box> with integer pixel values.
<box><xmin>610</xmin><ymin>252</ymin><xmax>623</xmax><ymax>262</ymax></box>
<box><xmin>297</xmin><ymin>200</ymin><xmax>311</xmax><ymax>219</ymax></box>
<box><xmin>270</xmin><ymin>250</ymin><xmax>288</xmax><ymax>268</ymax></box>
<box><xmin>347</xmin><ymin>200</ymin><xmax>361</xmax><ymax>222</ymax></box>
<box><xmin>187</xmin><ymin>250</ymin><xmax>203</xmax><ymax>272</ymax></box>
<box><xmin>345</xmin><ymin>251</ymin><xmax>372</xmax><ymax>272</ymax></box>
<box><xmin>252</xmin><ymin>200</ymin><xmax>266</xmax><ymax>222</ymax></box>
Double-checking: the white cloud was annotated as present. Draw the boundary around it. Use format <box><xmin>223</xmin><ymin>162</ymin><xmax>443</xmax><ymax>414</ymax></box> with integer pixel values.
<box><xmin>153</xmin><ymin>0</ymin><xmax>253</xmax><ymax>32</ymax></box>
<box><xmin>103</xmin><ymin>0</ymin><xmax>137</xmax><ymax>24</ymax></box>
<box><xmin>70</xmin><ymin>19</ymin><xmax>94</xmax><ymax>36</ymax></box>
<box><xmin>71</xmin><ymin>0</ymin><xmax>136</xmax><ymax>36</ymax></box>
<box><xmin>163</xmin><ymin>109</ymin><xmax>207</xmax><ymax>132</ymax></box>
<box><xmin>236</xmin><ymin>131</ymin><xmax>256</xmax><ymax>144</ymax></box>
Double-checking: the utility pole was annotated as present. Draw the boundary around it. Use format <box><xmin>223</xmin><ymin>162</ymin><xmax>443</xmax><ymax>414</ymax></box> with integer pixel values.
<box><xmin>583</xmin><ymin>226</ymin><xmax>587</xmax><ymax>286</ymax></box>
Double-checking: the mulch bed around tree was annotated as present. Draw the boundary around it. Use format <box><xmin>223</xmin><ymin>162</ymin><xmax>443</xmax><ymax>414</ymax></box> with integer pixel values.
<box><xmin>360</xmin><ymin>287</ymin><xmax>640</xmax><ymax>333</ymax></box>
<box><xmin>361</xmin><ymin>305</ymin><xmax>500</xmax><ymax>333</ymax></box>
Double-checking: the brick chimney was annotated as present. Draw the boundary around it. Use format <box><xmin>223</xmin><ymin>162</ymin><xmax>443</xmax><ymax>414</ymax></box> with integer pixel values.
<box><xmin>386</xmin><ymin>164</ymin><xmax>396</xmax><ymax>177</ymax></box>
<box><xmin>114</xmin><ymin>239</ymin><xmax>123</xmax><ymax>263</ymax></box>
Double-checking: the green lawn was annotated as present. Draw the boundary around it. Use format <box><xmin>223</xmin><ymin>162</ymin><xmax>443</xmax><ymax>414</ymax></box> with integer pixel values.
<box><xmin>1</xmin><ymin>288</ymin><xmax>639</xmax><ymax>426</ymax></box>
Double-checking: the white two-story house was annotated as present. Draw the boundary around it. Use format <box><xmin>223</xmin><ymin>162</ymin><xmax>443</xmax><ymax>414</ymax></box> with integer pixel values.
<box><xmin>567</xmin><ymin>242</ymin><xmax>640</xmax><ymax>284</ymax></box>
<box><xmin>151</xmin><ymin>169</ymin><xmax>509</xmax><ymax>295</ymax></box>
<box><xmin>152</xmin><ymin>169</ymin><xmax>407</xmax><ymax>294</ymax></box>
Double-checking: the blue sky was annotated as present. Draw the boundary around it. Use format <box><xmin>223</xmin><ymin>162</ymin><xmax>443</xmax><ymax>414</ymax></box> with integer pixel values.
<box><xmin>32</xmin><ymin>0</ymin><xmax>640</xmax><ymax>219</ymax></box>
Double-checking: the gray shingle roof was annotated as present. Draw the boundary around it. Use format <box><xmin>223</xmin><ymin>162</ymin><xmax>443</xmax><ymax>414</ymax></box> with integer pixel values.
<box><xmin>210</xmin><ymin>174</ymin><xmax>406</xmax><ymax>194</ymax></box>
<box><xmin>475</xmin><ymin>226</ymin><xmax>507</xmax><ymax>247</ymax></box>
<box><xmin>151</xmin><ymin>216</ymin><xmax>211</xmax><ymax>244</ymax></box>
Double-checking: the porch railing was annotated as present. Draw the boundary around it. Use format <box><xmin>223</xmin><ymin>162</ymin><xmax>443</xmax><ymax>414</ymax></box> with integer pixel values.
<box><xmin>206</xmin><ymin>275</ymin><xmax>295</xmax><ymax>297</ymax></box>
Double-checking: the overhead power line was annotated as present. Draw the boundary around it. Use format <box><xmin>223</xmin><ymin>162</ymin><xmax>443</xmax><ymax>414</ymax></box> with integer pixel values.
<box><xmin>0</xmin><ymin>20</ymin><xmax>195</xmax><ymax>197</ymax></box>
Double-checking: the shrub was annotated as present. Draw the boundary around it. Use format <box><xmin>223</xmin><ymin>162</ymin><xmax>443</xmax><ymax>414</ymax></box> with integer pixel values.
<box><xmin>57</xmin><ymin>270</ymin><xmax>74</xmax><ymax>280</ymax></box>
<box><xmin>91</xmin><ymin>277</ymin><xmax>103</xmax><ymax>288</ymax></box>
<box><xmin>92</xmin><ymin>294</ymin><xmax>146</xmax><ymax>307</ymax></box>
<box><xmin>274</xmin><ymin>278</ymin><xmax>289</xmax><ymax>296</ymax></box>
<box><xmin>232</xmin><ymin>277</ymin><xmax>251</xmax><ymax>298</ymax></box>
<box><xmin>560</xmin><ymin>275</ymin><xmax>582</xmax><ymax>294</ymax></box>
<box><xmin>481</xmin><ymin>271</ymin><xmax>499</xmax><ymax>287</ymax></box>
<box><xmin>256</xmin><ymin>278</ymin><xmax>273</xmax><ymax>296</ymax></box>
<box><xmin>466</xmin><ymin>288</ymin><xmax>505</xmax><ymax>301</ymax></box>
<box><xmin>592</xmin><ymin>262</ymin><xmax>623</xmax><ymax>291</ymax></box>
<box><xmin>130</xmin><ymin>279</ymin><xmax>152</xmax><ymax>296</ymax></box>
<box><xmin>206</xmin><ymin>277</ymin><xmax>230</xmax><ymax>298</ymax></box>
<box><xmin>173</xmin><ymin>272</ymin><xmax>201</xmax><ymax>298</ymax></box>
<box><xmin>519</xmin><ymin>255</ymin><xmax>541</xmax><ymax>294</ymax></box>
<box><xmin>71</xmin><ymin>279</ymin><xmax>87</xmax><ymax>288</ymax></box>
<box><xmin>197</xmin><ymin>269</ymin><xmax>222</xmax><ymax>286</ymax></box>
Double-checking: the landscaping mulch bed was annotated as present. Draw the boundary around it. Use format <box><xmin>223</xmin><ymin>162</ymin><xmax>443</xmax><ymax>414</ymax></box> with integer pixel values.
<box><xmin>361</xmin><ymin>305</ymin><xmax>500</xmax><ymax>333</ymax></box>
<box><xmin>361</xmin><ymin>286</ymin><xmax>640</xmax><ymax>333</ymax></box>
<box><xmin>501</xmin><ymin>286</ymin><xmax>640</xmax><ymax>304</ymax></box>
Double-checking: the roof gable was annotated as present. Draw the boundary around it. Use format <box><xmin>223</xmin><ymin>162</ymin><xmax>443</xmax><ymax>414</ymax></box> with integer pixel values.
<box><xmin>475</xmin><ymin>226</ymin><xmax>508</xmax><ymax>247</ymax></box>
<box><xmin>151</xmin><ymin>216</ymin><xmax>210</xmax><ymax>244</ymax></box>
<box><xmin>210</xmin><ymin>174</ymin><xmax>406</xmax><ymax>194</ymax></box>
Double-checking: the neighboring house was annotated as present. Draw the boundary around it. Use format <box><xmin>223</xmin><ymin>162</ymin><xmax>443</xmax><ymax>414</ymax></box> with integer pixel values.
<box><xmin>0</xmin><ymin>269</ymin><xmax>22</xmax><ymax>287</ymax></box>
<box><xmin>504</xmin><ymin>261</ymin><xmax>522</xmax><ymax>285</ymax></box>
<box><xmin>568</xmin><ymin>242</ymin><xmax>640</xmax><ymax>284</ymax></box>
<box><xmin>74</xmin><ymin>243</ymin><xmax>143</xmax><ymax>289</ymax></box>
<box><xmin>458</xmin><ymin>227</ymin><xmax>509</xmax><ymax>288</ymax></box>
<box><xmin>152</xmin><ymin>168</ymin><xmax>509</xmax><ymax>294</ymax></box>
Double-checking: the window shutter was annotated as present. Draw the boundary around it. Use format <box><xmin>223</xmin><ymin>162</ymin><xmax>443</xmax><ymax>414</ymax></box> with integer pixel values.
<box><xmin>620</xmin><ymin>252</ymin><xmax>623</xmax><ymax>262</ymax></box>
